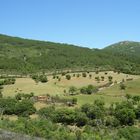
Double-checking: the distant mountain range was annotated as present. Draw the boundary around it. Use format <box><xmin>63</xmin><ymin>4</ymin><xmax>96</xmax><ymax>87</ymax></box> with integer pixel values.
<box><xmin>0</xmin><ymin>34</ymin><xmax>140</xmax><ymax>74</ymax></box>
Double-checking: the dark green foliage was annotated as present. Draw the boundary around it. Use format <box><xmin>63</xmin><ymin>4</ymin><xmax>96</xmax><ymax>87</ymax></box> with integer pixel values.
<box><xmin>0</xmin><ymin>78</ymin><xmax>16</xmax><ymax>85</ymax></box>
<box><xmin>81</xmin><ymin>100</ymin><xmax>105</xmax><ymax>123</ymax></box>
<box><xmin>135</xmin><ymin>104</ymin><xmax>140</xmax><ymax>119</ymax></box>
<box><xmin>105</xmin><ymin>116</ymin><xmax>120</xmax><ymax>127</ymax></box>
<box><xmin>39</xmin><ymin>75</ymin><xmax>48</xmax><ymax>83</ymax></box>
<box><xmin>15</xmin><ymin>100</ymin><xmax>36</xmax><ymax>117</ymax></box>
<box><xmin>0</xmin><ymin>85</ymin><xmax>3</xmax><ymax>90</ymax></box>
<box><xmin>38</xmin><ymin>106</ymin><xmax>55</xmax><ymax>119</ymax></box>
<box><xmin>132</xmin><ymin>95</ymin><xmax>140</xmax><ymax>103</ymax></box>
<box><xmin>0</xmin><ymin>98</ymin><xmax>17</xmax><ymax>115</ymax></box>
<box><xmin>95</xmin><ymin>76</ymin><xmax>100</xmax><ymax>82</ymax></box>
<box><xmin>114</xmin><ymin>101</ymin><xmax>136</xmax><ymax>125</ymax></box>
<box><xmin>115</xmin><ymin>108</ymin><xmax>135</xmax><ymax>125</ymax></box>
<box><xmin>31</xmin><ymin>74</ymin><xmax>48</xmax><ymax>83</ymax></box>
<box><xmin>89</xmin><ymin>74</ymin><xmax>92</xmax><ymax>79</ymax></box>
<box><xmin>0</xmin><ymin>34</ymin><xmax>140</xmax><ymax>74</ymax></box>
<box><xmin>82</xmin><ymin>72</ymin><xmax>87</xmax><ymax>77</ymax></box>
<box><xmin>69</xmin><ymin>86</ymin><xmax>77</xmax><ymax>95</ymax></box>
<box><xmin>80</xmin><ymin>85</ymin><xmax>98</xmax><ymax>94</ymax></box>
<box><xmin>1</xmin><ymin>96</ymin><xmax>140</xmax><ymax>139</ymax></box>
<box><xmin>15</xmin><ymin>93</ymin><xmax>34</xmax><ymax>100</ymax></box>
<box><xmin>76</xmin><ymin>73</ymin><xmax>80</xmax><ymax>78</ymax></box>
<box><xmin>118</xmin><ymin>126</ymin><xmax>140</xmax><ymax>140</ymax></box>
<box><xmin>65</xmin><ymin>74</ymin><xmax>71</xmax><ymax>80</ymax></box>
<box><xmin>120</xmin><ymin>82</ymin><xmax>126</xmax><ymax>90</ymax></box>
<box><xmin>108</xmin><ymin>76</ymin><xmax>113</xmax><ymax>82</ymax></box>
<box><xmin>53</xmin><ymin>108</ymin><xmax>76</xmax><ymax>125</ymax></box>
<box><xmin>74</xmin><ymin>111</ymin><xmax>88</xmax><ymax>126</ymax></box>
<box><xmin>0</xmin><ymin>96</ymin><xmax>35</xmax><ymax>116</ymax></box>
<box><xmin>71</xmin><ymin>98</ymin><xmax>77</xmax><ymax>105</ymax></box>
<box><xmin>0</xmin><ymin>91</ymin><xmax>3</xmax><ymax>98</ymax></box>
<box><xmin>101</xmin><ymin>76</ymin><xmax>105</xmax><ymax>81</ymax></box>
<box><xmin>61</xmin><ymin>72</ymin><xmax>66</xmax><ymax>76</ymax></box>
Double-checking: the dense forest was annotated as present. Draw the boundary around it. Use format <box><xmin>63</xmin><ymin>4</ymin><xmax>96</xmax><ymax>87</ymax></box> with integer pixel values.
<box><xmin>0</xmin><ymin>34</ymin><xmax>140</xmax><ymax>74</ymax></box>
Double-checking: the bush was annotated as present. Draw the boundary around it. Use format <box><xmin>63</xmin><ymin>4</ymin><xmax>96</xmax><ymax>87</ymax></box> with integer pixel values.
<box><xmin>108</xmin><ymin>76</ymin><xmax>113</xmax><ymax>82</ymax></box>
<box><xmin>31</xmin><ymin>74</ymin><xmax>48</xmax><ymax>83</ymax></box>
<box><xmin>39</xmin><ymin>75</ymin><xmax>48</xmax><ymax>83</ymax></box>
<box><xmin>75</xmin><ymin>111</ymin><xmax>88</xmax><ymax>126</ymax></box>
<box><xmin>66</xmin><ymin>74</ymin><xmax>71</xmax><ymax>80</ymax></box>
<box><xmin>82</xmin><ymin>72</ymin><xmax>87</xmax><ymax>77</ymax></box>
<box><xmin>38</xmin><ymin>106</ymin><xmax>55</xmax><ymax>119</ymax></box>
<box><xmin>69</xmin><ymin>86</ymin><xmax>77</xmax><ymax>95</ymax></box>
<box><xmin>80</xmin><ymin>85</ymin><xmax>98</xmax><ymax>94</ymax></box>
<box><xmin>115</xmin><ymin>102</ymin><xmax>136</xmax><ymax>125</ymax></box>
<box><xmin>0</xmin><ymin>98</ymin><xmax>17</xmax><ymax>115</ymax></box>
<box><xmin>15</xmin><ymin>99</ymin><xmax>36</xmax><ymax>117</ymax></box>
<box><xmin>118</xmin><ymin>126</ymin><xmax>140</xmax><ymax>140</ymax></box>
<box><xmin>120</xmin><ymin>82</ymin><xmax>126</xmax><ymax>90</ymax></box>
<box><xmin>76</xmin><ymin>73</ymin><xmax>80</xmax><ymax>78</ymax></box>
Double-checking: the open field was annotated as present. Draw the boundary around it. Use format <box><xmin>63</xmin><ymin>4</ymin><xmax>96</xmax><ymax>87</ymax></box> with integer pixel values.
<box><xmin>2</xmin><ymin>71</ymin><xmax>140</xmax><ymax>106</ymax></box>
<box><xmin>72</xmin><ymin>78</ymin><xmax>140</xmax><ymax>106</ymax></box>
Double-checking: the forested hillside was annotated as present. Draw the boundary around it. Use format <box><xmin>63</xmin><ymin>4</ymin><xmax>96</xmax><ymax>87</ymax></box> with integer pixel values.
<box><xmin>0</xmin><ymin>34</ymin><xmax>140</xmax><ymax>74</ymax></box>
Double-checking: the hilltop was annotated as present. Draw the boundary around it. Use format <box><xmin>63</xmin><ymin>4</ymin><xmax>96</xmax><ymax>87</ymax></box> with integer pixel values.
<box><xmin>0</xmin><ymin>34</ymin><xmax>140</xmax><ymax>74</ymax></box>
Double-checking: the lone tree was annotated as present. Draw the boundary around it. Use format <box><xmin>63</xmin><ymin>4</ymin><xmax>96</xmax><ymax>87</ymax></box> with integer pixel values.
<box><xmin>89</xmin><ymin>74</ymin><xmax>92</xmax><ymax>79</ymax></box>
<box><xmin>108</xmin><ymin>76</ymin><xmax>113</xmax><ymax>82</ymax></box>
<box><xmin>40</xmin><ymin>75</ymin><xmax>48</xmax><ymax>83</ymax></box>
<box><xmin>101</xmin><ymin>76</ymin><xmax>105</xmax><ymax>81</ymax></box>
<box><xmin>66</xmin><ymin>74</ymin><xmax>71</xmax><ymax>80</ymax></box>
<box><xmin>69</xmin><ymin>86</ymin><xmax>77</xmax><ymax>95</ymax></box>
<box><xmin>120</xmin><ymin>82</ymin><xmax>126</xmax><ymax>90</ymax></box>
<box><xmin>95</xmin><ymin>76</ymin><xmax>100</xmax><ymax>83</ymax></box>
<box><xmin>82</xmin><ymin>72</ymin><xmax>87</xmax><ymax>77</ymax></box>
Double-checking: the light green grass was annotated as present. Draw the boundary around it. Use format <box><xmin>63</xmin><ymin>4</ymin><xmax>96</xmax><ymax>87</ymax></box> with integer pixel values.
<box><xmin>100</xmin><ymin>78</ymin><xmax>140</xmax><ymax>96</ymax></box>
<box><xmin>69</xmin><ymin>93</ymin><xmax>125</xmax><ymax>107</ymax></box>
<box><xmin>2</xmin><ymin>71</ymin><xmax>140</xmax><ymax>107</ymax></box>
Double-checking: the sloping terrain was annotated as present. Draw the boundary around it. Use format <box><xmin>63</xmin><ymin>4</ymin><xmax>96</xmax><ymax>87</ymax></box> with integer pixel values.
<box><xmin>0</xmin><ymin>34</ymin><xmax>140</xmax><ymax>74</ymax></box>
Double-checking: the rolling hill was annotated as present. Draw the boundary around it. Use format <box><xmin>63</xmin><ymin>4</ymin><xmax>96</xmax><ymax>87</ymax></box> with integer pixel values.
<box><xmin>0</xmin><ymin>34</ymin><xmax>140</xmax><ymax>74</ymax></box>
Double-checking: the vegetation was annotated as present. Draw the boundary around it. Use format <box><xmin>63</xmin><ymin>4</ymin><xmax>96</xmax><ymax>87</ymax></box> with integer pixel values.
<box><xmin>0</xmin><ymin>34</ymin><xmax>140</xmax><ymax>139</ymax></box>
<box><xmin>0</xmin><ymin>93</ymin><xmax>140</xmax><ymax>139</ymax></box>
<box><xmin>0</xmin><ymin>34</ymin><xmax>140</xmax><ymax>74</ymax></box>
<box><xmin>80</xmin><ymin>85</ymin><xmax>98</xmax><ymax>94</ymax></box>
<box><xmin>31</xmin><ymin>74</ymin><xmax>48</xmax><ymax>83</ymax></box>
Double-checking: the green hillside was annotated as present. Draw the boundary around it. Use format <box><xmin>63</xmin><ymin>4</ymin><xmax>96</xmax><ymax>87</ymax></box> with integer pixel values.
<box><xmin>0</xmin><ymin>34</ymin><xmax>140</xmax><ymax>74</ymax></box>
<box><xmin>103</xmin><ymin>41</ymin><xmax>140</xmax><ymax>74</ymax></box>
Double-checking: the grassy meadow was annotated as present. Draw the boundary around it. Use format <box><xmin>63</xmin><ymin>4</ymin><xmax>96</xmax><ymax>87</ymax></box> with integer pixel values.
<box><xmin>2</xmin><ymin>71</ymin><xmax>140</xmax><ymax>106</ymax></box>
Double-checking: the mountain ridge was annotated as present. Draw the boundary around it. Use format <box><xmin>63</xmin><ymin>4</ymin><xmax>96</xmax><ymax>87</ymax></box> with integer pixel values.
<box><xmin>0</xmin><ymin>34</ymin><xmax>139</xmax><ymax>74</ymax></box>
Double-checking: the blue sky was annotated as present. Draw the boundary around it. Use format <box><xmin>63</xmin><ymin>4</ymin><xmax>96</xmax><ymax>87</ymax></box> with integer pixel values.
<box><xmin>0</xmin><ymin>0</ymin><xmax>140</xmax><ymax>48</ymax></box>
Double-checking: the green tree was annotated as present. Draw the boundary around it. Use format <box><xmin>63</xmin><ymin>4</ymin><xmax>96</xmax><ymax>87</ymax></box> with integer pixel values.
<box><xmin>66</xmin><ymin>74</ymin><xmax>71</xmax><ymax>80</ymax></box>
<box><xmin>82</xmin><ymin>72</ymin><xmax>87</xmax><ymax>77</ymax></box>
<box><xmin>69</xmin><ymin>86</ymin><xmax>77</xmax><ymax>95</ymax></box>
<box><xmin>15</xmin><ymin>99</ymin><xmax>36</xmax><ymax>117</ymax></box>
<box><xmin>120</xmin><ymin>82</ymin><xmax>126</xmax><ymax>90</ymax></box>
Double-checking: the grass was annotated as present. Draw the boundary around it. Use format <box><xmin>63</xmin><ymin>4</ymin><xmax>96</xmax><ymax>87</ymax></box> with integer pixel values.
<box><xmin>3</xmin><ymin>77</ymin><xmax>66</xmax><ymax>97</ymax></box>
<box><xmin>69</xmin><ymin>93</ymin><xmax>125</xmax><ymax>107</ymax></box>
<box><xmin>100</xmin><ymin>78</ymin><xmax>140</xmax><ymax>96</ymax></box>
<box><xmin>2</xmin><ymin>71</ymin><xmax>140</xmax><ymax>106</ymax></box>
<box><xmin>73</xmin><ymin>78</ymin><xmax>140</xmax><ymax>106</ymax></box>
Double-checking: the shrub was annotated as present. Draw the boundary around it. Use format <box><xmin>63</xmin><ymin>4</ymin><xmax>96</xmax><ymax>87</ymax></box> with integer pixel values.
<box><xmin>120</xmin><ymin>82</ymin><xmax>126</xmax><ymax>90</ymax></box>
<box><xmin>66</xmin><ymin>74</ymin><xmax>71</xmax><ymax>80</ymax></box>
<box><xmin>15</xmin><ymin>99</ymin><xmax>36</xmax><ymax>117</ymax></box>
<box><xmin>39</xmin><ymin>75</ymin><xmax>48</xmax><ymax>83</ymax></box>
<box><xmin>69</xmin><ymin>86</ymin><xmax>77</xmax><ymax>95</ymax></box>
<box><xmin>80</xmin><ymin>85</ymin><xmax>98</xmax><ymax>94</ymax></box>
<box><xmin>82</xmin><ymin>72</ymin><xmax>87</xmax><ymax>77</ymax></box>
